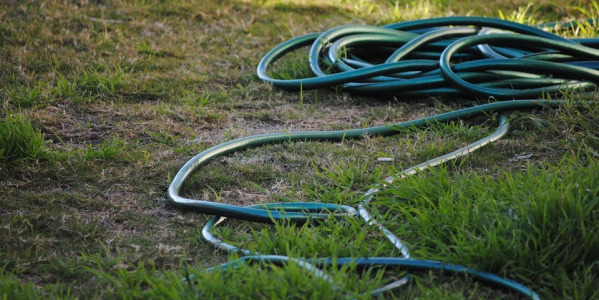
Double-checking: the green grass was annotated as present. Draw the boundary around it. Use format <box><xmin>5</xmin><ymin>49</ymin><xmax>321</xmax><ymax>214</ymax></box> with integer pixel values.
<box><xmin>84</xmin><ymin>134</ymin><xmax>128</xmax><ymax>160</ymax></box>
<box><xmin>1</xmin><ymin>0</ymin><xmax>599</xmax><ymax>299</ymax></box>
<box><xmin>0</xmin><ymin>114</ymin><xmax>48</xmax><ymax>165</ymax></box>
<box><xmin>377</xmin><ymin>157</ymin><xmax>599</xmax><ymax>298</ymax></box>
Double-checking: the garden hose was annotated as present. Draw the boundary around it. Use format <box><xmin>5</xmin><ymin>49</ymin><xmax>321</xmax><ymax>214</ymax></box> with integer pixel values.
<box><xmin>168</xmin><ymin>16</ymin><xmax>599</xmax><ymax>298</ymax></box>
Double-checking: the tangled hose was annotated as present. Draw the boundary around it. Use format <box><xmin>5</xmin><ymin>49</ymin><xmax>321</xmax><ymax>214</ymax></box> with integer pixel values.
<box><xmin>168</xmin><ymin>16</ymin><xmax>599</xmax><ymax>298</ymax></box>
<box><xmin>256</xmin><ymin>16</ymin><xmax>599</xmax><ymax>99</ymax></box>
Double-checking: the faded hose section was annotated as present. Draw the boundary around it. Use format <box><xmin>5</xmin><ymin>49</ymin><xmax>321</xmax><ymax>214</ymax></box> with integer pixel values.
<box><xmin>168</xmin><ymin>16</ymin><xmax>599</xmax><ymax>298</ymax></box>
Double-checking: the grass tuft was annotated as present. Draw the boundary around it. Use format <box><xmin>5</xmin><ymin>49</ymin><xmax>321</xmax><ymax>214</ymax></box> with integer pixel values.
<box><xmin>0</xmin><ymin>114</ymin><xmax>48</xmax><ymax>165</ymax></box>
<box><xmin>84</xmin><ymin>134</ymin><xmax>127</xmax><ymax>160</ymax></box>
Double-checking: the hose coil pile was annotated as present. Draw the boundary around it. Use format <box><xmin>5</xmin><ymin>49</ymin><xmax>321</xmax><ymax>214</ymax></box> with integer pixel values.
<box><xmin>257</xmin><ymin>16</ymin><xmax>599</xmax><ymax>99</ymax></box>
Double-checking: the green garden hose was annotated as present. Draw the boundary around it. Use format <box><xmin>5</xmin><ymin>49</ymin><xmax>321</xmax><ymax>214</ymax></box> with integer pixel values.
<box><xmin>168</xmin><ymin>16</ymin><xmax>599</xmax><ymax>298</ymax></box>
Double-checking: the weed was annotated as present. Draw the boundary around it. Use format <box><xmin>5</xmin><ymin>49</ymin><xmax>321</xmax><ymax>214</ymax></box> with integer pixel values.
<box><xmin>0</xmin><ymin>114</ymin><xmax>48</xmax><ymax>165</ymax></box>
<box><xmin>498</xmin><ymin>3</ymin><xmax>537</xmax><ymax>25</ymax></box>
<box><xmin>148</xmin><ymin>131</ymin><xmax>179</xmax><ymax>146</ymax></box>
<box><xmin>84</xmin><ymin>134</ymin><xmax>127</xmax><ymax>160</ymax></box>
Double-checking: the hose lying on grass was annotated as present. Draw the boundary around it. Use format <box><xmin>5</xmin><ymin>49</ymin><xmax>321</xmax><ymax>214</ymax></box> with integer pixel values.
<box><xmin>168</xmin><ymin>16</ymin><xmax>599</xmax><ymax>298</ymax></box>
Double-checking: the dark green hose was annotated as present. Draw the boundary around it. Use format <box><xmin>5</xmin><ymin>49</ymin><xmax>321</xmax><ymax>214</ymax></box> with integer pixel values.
<box><xmin>168</xmin><ymin>16</ymin><xmax>599</xmax><ymax>298</ymax></box>
<box><xmin>256</xmin><ymin>16</ymin><xmax>599</xmax><ymax>98</ymax></box>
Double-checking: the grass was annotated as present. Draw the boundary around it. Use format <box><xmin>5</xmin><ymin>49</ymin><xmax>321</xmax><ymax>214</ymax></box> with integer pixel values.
<box><xmin>0</xmin><ymin>114</ymin><xmax>48</xmax><ymax>165</ymax></box>
<box><xmin>377</xmin><ymin>158</ymin><xmax>599</xmax><ymax>298</ymax></box>
<box><xmin>1</xmin><ymin>0</ymin><xmax>598</xmax><ymax>299</ymax></box>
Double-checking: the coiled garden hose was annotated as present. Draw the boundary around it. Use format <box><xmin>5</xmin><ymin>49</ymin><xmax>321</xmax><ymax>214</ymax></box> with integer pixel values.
<box><xmin>168</xmin><ymin>16</ymin><xmax>599</xmax><ymax>298</ymax></box>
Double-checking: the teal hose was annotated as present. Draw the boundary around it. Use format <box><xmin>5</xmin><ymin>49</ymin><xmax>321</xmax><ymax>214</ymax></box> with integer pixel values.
<box><xmin>168</xmin><ymin>16</ymin><xmax>599</xmax><ymax>298</ymax></box>
<box><xmin>256</xmin><ymin>16</ymin><xmax>599</xmax><ymax>98</ymax></box>
<box><xmin>167</xmin><ymin>101</ymin><xmax>540</xmax><ymax>223</ymax></box>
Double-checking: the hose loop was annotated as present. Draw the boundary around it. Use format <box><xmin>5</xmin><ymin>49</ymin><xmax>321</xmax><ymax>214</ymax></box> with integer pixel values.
<box><xmin>171</xmin><ymin>16</ymin><xmax>599</xmax><ymax>298</ymax></box>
